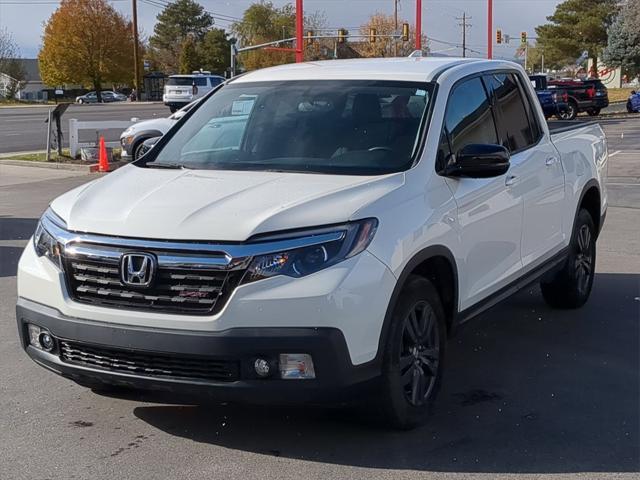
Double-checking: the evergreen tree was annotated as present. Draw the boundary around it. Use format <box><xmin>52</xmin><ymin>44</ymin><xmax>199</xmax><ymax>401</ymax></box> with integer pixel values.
<box><xmin>149</xmin><ymin>0</ymin><xmax>213</xmax><ymax>73</ymax></box>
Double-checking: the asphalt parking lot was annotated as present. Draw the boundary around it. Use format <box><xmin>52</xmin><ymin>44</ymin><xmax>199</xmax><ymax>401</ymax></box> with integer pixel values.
<box><xmin>0</xmin><ymin>117</ymin><xmax>638</xmax><ymax>479</ymax></box>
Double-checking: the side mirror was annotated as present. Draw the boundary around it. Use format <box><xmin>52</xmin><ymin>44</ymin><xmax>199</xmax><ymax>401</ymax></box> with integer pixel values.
<box><xmin>444</xmin><ymin>144</ymin><xmax>510</xmax><ymax>179</ymax></box>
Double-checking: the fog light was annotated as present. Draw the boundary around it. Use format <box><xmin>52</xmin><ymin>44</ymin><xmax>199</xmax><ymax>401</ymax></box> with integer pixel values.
<box><xmin>27</xmin><ymin>324</ymin><xmax>55</xmax><ymax>352</ymax></box>
<box><xmin>28</xmin><ymin>324</ymin><xmax>42</xmax><ymax>347</ymax></box>
<box><xmin>279</xmin><ymin>354</ymin><xmax>315</xmax><ymax>380</ymax></box>
<box><xmin>254</xmin><ymin>358</ymin><xmax>272</xmax><ymax>377</ymax></box>
<box><xmin>39</xmin><ymin>332</ymin><xmax>55</xmax><ymax>352</ymax></box>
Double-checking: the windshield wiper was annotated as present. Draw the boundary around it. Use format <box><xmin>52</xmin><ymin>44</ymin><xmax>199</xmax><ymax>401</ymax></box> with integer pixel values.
<box><xmin>145</xmin><ymin>162</ymin><xmax>190</xmax><ymax>169</ymax></box>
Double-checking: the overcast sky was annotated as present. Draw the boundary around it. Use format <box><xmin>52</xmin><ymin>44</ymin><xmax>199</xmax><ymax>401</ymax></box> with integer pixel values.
<box><xmin>0</xmin><ymin>0</ymin><xmax>563</xmax><ymax>61</ymax></box>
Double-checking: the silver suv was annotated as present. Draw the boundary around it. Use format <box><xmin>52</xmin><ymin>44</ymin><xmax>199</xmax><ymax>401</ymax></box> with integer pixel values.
<box><xmin>163</xmin><ymin>71</ymin><xmax>224</xmax><ymax>112</ymax></box>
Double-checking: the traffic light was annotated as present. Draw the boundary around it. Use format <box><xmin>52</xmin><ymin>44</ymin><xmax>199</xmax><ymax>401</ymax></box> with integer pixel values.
<box><xmin>369</xmin><ymin>28</ymin><xmax>377</xmax><ymax>43</ymax></box>
<box><xmin>496</xmin><ymin>29</ymin><xmax>503</xmax><ymax>44</ymax></box>
<box><xmin>306</xmin><ymin>30</ymin><xmax>314</xmax><ymax>46</ymax></box>
<box><xmin>337</xmin><ymin>28</ymin><xmax>347</xmax><ymax>44</ymax></box>
<box><xmin>521</xmin><ymin>31</ymin><xmax>527</xmax><ymax>44</ymax></box>
<box><xmin>402</xmin><ymin>23</ymin><xmax>410</xmax><ymax>42</ymax></box>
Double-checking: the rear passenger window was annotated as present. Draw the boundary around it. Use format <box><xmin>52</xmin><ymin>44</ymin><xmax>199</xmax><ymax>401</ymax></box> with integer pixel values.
<box><xmin>485</xmin><ymin>73</ymin><xmax>535</xmax><ymax>152</ymax></box>
<box><xmin>444</xmin><ymin>76</ymin><xmax>498</xmax><ymax>155</ymax></box>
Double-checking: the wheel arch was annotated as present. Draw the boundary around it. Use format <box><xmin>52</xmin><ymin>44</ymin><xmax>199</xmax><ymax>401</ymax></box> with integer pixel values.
<box><xmin>131</xmin><ymin>130</ymin><xmax>164</xmax><ymax>158</ymax></box>
<box><xmin>575</xmin><ymin>180</ymin><xmax>602</xmax><ymax>237</ymax></box>
<box><xmin>375</xmin><ymin>245</ymin><xmax>459</xmax><ymax>364</ymax></box>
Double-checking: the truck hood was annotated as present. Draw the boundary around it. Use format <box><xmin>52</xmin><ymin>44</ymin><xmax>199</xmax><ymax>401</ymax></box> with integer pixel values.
<box><xmin>50</xmin><ymin>165</ymin><xmax>404</xmax><ymax>241</ymax></box>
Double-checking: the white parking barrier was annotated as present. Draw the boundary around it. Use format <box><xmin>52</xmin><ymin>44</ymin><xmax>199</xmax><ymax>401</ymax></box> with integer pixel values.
<box><xmin>69</xmin><ymin>118</ymin><xmax>137</xmax><ymax>158</ymax></box>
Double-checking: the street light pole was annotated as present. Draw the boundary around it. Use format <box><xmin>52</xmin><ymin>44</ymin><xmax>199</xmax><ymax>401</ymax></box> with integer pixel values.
<box><xmin>415</xmin><ymin>0</ymin><xmax>422</xmax><ymax>51</ymax></box>
<box><xmin>487</xmin><ymin>0</ymin><xmax>493</xmax><ymax>59</ymax></box>
<box><xmin>132</xmin><ymin>0</ymin><xmax>140</xmax><ymax>99</ymax></box>
<box><xmin>295</xmin><ymin>0</ymin><xmax>304</xmax><ymax>62</ymax></box>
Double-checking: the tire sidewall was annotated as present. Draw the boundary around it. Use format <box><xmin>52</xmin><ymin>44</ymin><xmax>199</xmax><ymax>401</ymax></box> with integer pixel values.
<box><xmin>380</xmin><ymin>276</ymin><xmax>447</xmax><ymax>428</ymax></box>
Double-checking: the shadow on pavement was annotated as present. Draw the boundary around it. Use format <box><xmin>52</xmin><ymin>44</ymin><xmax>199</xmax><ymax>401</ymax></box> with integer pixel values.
<box><xmin>0</xmin><ymin>217</ymin><xmax>38</xmax><ymax>241</ymax></box>
<box><xmin>134</xmin><ymin>273</ymin><xmax>639</xmax><ymax>474</ymax></box>
<box><xmin>0</xmin><ymin>218</ymin><xmax>37</xmax><ymax>277</ymax></box>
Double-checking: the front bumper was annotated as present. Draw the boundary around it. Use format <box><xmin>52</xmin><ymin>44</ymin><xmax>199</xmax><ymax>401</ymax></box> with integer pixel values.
<box><xmin>17</xmin><ymin>298</ymin><xmax>381</xmax><ymax>404</ymax></box>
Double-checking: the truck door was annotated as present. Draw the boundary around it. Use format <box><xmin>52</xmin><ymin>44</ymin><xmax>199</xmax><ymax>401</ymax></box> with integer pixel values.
<box><xmin>484</xmin><ymin>72</ymin><xmax>566</xmax><ymax>267</ymax></box>
<box><xmin>440</xmin><ymin>76</ymin><xmax>524</xmax><ymax>310</ymax></box>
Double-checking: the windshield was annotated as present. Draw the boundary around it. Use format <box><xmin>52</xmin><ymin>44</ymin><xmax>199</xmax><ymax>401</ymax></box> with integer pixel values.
<box><xmin>147</xmin><ymin>80</ymin><xmax>434</xmax><ymax>175</ymax></box>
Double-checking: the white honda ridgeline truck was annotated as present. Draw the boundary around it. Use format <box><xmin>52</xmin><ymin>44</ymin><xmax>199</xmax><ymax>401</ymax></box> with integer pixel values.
<box><xmin>17</xmin><ymin>58</ymin><xmax>607</xmax><ymax>428</ymax></box>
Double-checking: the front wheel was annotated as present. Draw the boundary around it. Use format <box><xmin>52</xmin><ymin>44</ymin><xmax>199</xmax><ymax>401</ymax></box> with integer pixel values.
<box><xmin>540</xmin><ymin>209</ymin><xmax>596</xmax><ymax>309</ymax></box>
<box><xmin>376</xmin><ymin>276</ymin><xmax>446</xmax><ymax>429</ymax></box>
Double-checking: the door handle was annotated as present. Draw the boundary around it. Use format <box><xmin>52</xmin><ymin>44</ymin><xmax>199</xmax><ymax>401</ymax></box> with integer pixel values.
<box><xmin>545</xmin><ymin>156</ymin><xmax>559</xmax><ymax>167</ymax></box>
<box><xmin>505</xmin><ymin>175</ymin><xmax>518</xmax><ymax>187</ymax></box>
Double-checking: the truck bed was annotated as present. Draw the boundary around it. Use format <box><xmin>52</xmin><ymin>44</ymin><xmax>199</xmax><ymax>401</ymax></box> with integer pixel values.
<box><xmin>547</xmin><ymin>120</ymin><xmax>597</xmax><ymax>134</ymax></box>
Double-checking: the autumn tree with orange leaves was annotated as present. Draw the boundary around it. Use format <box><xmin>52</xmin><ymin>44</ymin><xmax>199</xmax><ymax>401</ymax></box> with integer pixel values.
<box><xmin>39</xmin><ymin>0</ymin><xmax>136</xmax><ymax>102</ymax></box>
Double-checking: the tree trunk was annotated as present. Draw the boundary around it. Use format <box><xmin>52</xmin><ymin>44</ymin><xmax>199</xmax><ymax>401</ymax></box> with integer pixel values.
<box><xmin>94</xmin><ymin>78</ymin><xmax>102</xmax><ymax>102</ymax></box>
<box><xmin>590</xmin><ymin>53</ymin><xmax>599</xmax><ymax>78</ymax></box>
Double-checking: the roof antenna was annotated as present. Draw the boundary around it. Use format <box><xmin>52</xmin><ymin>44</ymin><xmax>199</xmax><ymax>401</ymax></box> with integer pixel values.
<box><xmin>408</xmin><ymin>50</ymin><xmax>423</xmax><ymax>58</ymax></box>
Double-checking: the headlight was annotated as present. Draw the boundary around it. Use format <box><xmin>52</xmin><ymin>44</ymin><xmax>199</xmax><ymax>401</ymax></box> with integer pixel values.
<box><xmin>33</xmin><ymin>210</ymin><xmax>64</xmax><ymax>270</ymax></box>
<box><xmin>242</xmin><ymin>218</ymin><xmax>378</xmax><ymax>284</ymax></box>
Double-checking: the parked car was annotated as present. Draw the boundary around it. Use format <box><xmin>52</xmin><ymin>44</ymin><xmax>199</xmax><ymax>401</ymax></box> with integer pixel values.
<box><xmin>75</xmin><ymin>91</ymin><xmax>127</xmax><ymax>104</ymax></box>
<box><xmin>163</xmin><ymin>71</ymin><xmax>224</xmax><ymax>112</ymax></box>
<box><xmin>120</xmin><ymin>100</ymin><xmax>198</xmax><ymax>161</ymax></box>
<box><xmin>17</xmin><ymin>58</ymin><xmax>608</xmax><ymax>429</ymax></box>
<box><xmin>529</xmin><ymin>75</ymin><xmax>569</xmax><ymax>119</ymax></box>
<box><xmin>547</xmin><ymin>78</ymin><xmax>609</xmax><ymax>120</ymax></box>
<box><xmin>627</xmin><ymin>91</ymin><xmax>640</xmax><ymax>113</ymax></box>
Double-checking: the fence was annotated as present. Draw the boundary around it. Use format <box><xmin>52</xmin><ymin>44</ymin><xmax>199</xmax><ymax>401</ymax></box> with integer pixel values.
<box><xmin>69</xmin><ymin>118</ymin><xmax>137</xmax><ymax>158</ymax></box>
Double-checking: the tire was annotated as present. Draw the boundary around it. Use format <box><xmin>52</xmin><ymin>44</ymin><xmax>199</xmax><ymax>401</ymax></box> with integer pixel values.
<box><xmin>558</xmin><ymin>101</ymin><xmax>577</xmax><ymax>120</ymax></box>
<box><xmin>540</xmin><ymin>209</ymin><xmax>596</xmax><ymax>309</ymax></box>
<box><xmin>132</xmin><ymin>140</ymin><xmax>148</xmax><ymax>161</ymax></box>
<box><xmin>587</xmin><ymin>108</ymin><xmax>601</xmax><ymax>117</ymax></box>
<box><xmin>77</xmin><ymin>99</ymin><xmax>84</xmax><ymax>104</ymax></box>
<box><xmin>376</xmin><ymin>275</ymin><xmax>446</xmax><ymax>429</ymax></box>
<box><xmin>627</xmin><ymin>101</ymin><xmax>634</xmax><ymax>114</ymax></box>
<box><xmin>169</xmin><ymin>106</ymin><xmax>177</xmax><ymax>113</ymax></box>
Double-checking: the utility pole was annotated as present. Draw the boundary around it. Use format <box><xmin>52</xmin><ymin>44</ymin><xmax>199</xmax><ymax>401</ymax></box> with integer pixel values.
<box><xmin>132</xmin><ymin>0</ymin><xmax>140</xmax><ymax>100</ymax></box>
<box><xmin>456</xmin><ymin>12</ymin><xmax>472</xmax><ymax>58</ymax></box>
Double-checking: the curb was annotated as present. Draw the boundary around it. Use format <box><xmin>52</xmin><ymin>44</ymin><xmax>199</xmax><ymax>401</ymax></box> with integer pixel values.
<box><xmin>0</xmin><ymin>158</ymin><xmax>126</xmax><ymax>173</ymax></box>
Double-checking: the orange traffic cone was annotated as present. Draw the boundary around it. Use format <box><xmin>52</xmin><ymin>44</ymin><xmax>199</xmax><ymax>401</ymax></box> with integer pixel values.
<box><xmin>98</xmin><ymin>136</ymin><xmax>110</xmax><ymax>172</ymax></box>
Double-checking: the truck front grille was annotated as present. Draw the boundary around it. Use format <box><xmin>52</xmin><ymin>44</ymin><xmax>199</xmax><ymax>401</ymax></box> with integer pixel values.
<box><xmin>60</xmin><ymin>341</ymin><xmax>239</xmax><ymax>382</ymax></box>
<box><xmin>63</xmin><ymin>249</ymin><xmax>246</xmax><ymax>316</ymax></box>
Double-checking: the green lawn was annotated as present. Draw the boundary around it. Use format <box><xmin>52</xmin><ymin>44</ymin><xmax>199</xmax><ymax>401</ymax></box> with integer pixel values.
<box><xmin>4</xmin><ymin>148</ymin><xmax>122</xmax><ymax>163</ymax></box>
<box><xmin>608</xmin><ymin>88</ymin><xmax>634</xmax><ymax>103</ymax></box>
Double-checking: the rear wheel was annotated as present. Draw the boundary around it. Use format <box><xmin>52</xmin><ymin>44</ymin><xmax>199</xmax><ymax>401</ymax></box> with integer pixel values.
<box><xmin>558</xmin><ymin>101</ymin><xmax>577</xmax><ymax>120</ymax></box>
<box><xmin>376</xmin><ymin>276</ymin><xmax>446</xmax><ymax>429</ymax></box>
<box><xmin>587</xmin><ymin>108</ymin><xmax>601</xmax><ymax>116</ymax></box>
<box><xmin>628</xmin><ymin>101</ymin><xmax>635</xmax><ymax>114</ymax></box>
<box><xmin>169</xmin><ymin>106</ymin><xmax>177</xmax><ymax>113</ymax></box>
<box><xmin>540</xmin><ymin>209</ymin><xmax>596</xmax><ymax>309</ymax></box>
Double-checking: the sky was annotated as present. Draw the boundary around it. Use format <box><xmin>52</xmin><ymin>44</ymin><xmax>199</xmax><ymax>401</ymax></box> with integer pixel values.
<box><xmin>0</xmin><ymin>0</ymin><xmax>564</xmax><ymax>62</ymax></box>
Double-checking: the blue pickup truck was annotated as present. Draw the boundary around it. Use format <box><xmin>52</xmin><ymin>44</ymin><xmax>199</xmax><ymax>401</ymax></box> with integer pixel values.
<box><xmin>529</xmin><ymin>75</ymin><xmax>569</xmax><ymax>119</ymax></box>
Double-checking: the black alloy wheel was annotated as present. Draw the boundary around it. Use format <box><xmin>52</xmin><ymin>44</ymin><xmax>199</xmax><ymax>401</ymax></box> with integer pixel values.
<box><xmin>399</xmin><ymin>300</ymin><xmax>440</xmax><ymax>407</ymax></box>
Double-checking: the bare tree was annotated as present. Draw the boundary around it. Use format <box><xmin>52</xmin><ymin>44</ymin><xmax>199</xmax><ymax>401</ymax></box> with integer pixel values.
<box><xmin>0</xmin><ymin>28</ymin><xmax>26</xmax><ymax>99</ymax></box>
